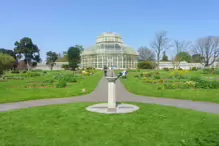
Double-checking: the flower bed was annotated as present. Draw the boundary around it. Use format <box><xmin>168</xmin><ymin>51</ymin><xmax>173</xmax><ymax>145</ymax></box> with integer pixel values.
<box><xmin>135</xmin><ymin>70</ymin><xmax>219</xmax><ymax>90</ymax></box>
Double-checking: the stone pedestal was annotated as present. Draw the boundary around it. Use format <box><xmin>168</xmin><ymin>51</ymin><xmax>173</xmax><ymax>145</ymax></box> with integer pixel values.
<box><xmin>105</xmin><ymin>77</ymin><xmax>117</xmax><ymax>112</ymax></box>
<box><xmin>86</xmin><ymin>72</ymin><xmax>140</xmax><ymax>114</ymax></box>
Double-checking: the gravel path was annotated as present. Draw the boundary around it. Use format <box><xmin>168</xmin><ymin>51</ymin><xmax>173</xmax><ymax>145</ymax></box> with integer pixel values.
<box><xmin>1</xmin><ymin>70</ymin><xmax>219</xmax><ymax>114</ymax></box>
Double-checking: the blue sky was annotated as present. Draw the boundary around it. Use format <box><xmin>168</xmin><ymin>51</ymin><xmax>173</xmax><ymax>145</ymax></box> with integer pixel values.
<box><xmin>1</xmin><ymin>0</ymin><xmax>219</xmax><ymax>61</ymax></box>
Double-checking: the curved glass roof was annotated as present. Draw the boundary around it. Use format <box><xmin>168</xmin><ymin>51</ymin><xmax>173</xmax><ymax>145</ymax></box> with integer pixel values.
<box><xmin>81</xmin><ymin>32</ymin><xmax>138</xmax><ymax>56</ymax></box>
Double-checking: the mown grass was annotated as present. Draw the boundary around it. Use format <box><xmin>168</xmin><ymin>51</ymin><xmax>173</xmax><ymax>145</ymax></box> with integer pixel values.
<box><xmin>0</xmin><ymin>70</ymin><xmax>103</xmax><ymax>103</ymax></box>
<box><xmin>118</xmin><ymin>70</ymin><xmax>219</xmax><ymax>103</ymax></box>
<box><xmin>0</xmin><ymin>102</ymin><xmax>219</xmax><ymax>146</ymax></box>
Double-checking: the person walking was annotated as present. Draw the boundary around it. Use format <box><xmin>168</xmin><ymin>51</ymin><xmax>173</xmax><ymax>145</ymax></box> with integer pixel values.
<box><xmin>103</xmin><ymin>65</ymin><xmax>108</xmax><ymax>76</ymax></box>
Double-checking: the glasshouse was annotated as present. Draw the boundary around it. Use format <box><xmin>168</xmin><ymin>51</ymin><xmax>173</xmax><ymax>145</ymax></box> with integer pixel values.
<box><xmin>80</xmin><ymin>32</ymin><xmax>138</xmax><ymax>69</ymax></box>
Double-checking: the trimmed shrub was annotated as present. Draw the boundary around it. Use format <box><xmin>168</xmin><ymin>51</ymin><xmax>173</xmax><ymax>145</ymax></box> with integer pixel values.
<box><xmin>202</xmin><ymin>68</ymin><xmax>214</xmax><ymax>74</ymax></box>
<box><xmin>63</xmin><ymin>74</ymin><xmax>75</xmax><ymax>82</ymax></box>
<box><xmin>137</xmin><ymin>61</ymin><xmax>156</xmax><ymax>69</ymax></box>
<box><xmin>153</xmin><ymin>75</ymin><xmax>161</xmax><ymax>80</ymax></box>
<box><xmin>142</xmin><ymin>72</ymin><xmax>153</xmax><ymax>77</ymax></box>
<box><xmin>191</xmin><ymin>67</ymin><xmax>198</xmax><ymax>71</ymax></box>
<box><xmin>61</xmin><ymin>64</ymin><xmax>70</xmax><ymax>70</ymax></box>
<box><xmin>157</xmin><ymin>86</ymin><xmax>163</xmax><ymax>90</ymax></box>
<box><xmin>56</xmin><ymin>80</ymin><xmax>66</xmax><ymax>88</ymax></box>
<box><xmin>69</xmin><ymin>77</ymin><xmax>77</xmax><ymax>82</ymax></box>
<box><xmin>158</xmin><ymin>79</ymin><xmax>164</xmax><ymax>83</ymax></box>
<box><xmin>164</xmin><ymin>84</ymin><xmax>178</xmax><ymax>89</ymax></box>
<box><xmin>213</xmin><ymin>69</ymin><xmax>219</xmax><ymax>74</ymax></box>
<box><xmin>53</xmin><ymin>73</ymin><xmax>64</xmax><ymax>80</ymax></box>
<box><xmin>86</xmin><ymin>67</ymin><xmax>94</xmax><ymax>70</ymax></box>
<box><xmin>42</xmin><ymin>79</ymin><xmax>54</xmax><ymax>84</ymax></box>
<box><xmin>25</xmin><ymin>72</ymin><xmax>41</xmax><ymax>77</ymax></box>
<box><xmin>163</xmin><ymin>68</ymin><xmax>169</xmax><ymax>71</ymax></box>
<box><xmin>202</xmin><ymin>68</ymin><xmax>219</xmax><ymax>74</ymax></box>
<box><xmin>189</xmin><ymin>76</ymin><xmax>201</xmax><ymax>82</ymax></box>
<box><xmin>195</xmin><ymin>80</ymin><xmax>219</xmax><ymax>89</ymax></box>
<box><xmin>134</xmin><ymin>74</ymin><xmax>140</xmax><ymax>78</ymax></box>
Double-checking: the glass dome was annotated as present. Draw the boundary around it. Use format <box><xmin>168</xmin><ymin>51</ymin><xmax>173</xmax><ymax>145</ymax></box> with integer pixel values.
<box><xmin>81</xmin><ymin>32</ymin><xmax>138</xmax><ymax>69</ymax></box>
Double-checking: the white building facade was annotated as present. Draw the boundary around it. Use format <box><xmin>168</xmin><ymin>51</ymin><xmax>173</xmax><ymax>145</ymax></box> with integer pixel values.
<box><xmin>159</xmin><ymin>61</ymin><xmax>219</xmax><ymax>69</ymax></box>
<box><xmin>35</xmin><ymin>62</ymin><xmax>68</xmax><ymax>70</ymax></box>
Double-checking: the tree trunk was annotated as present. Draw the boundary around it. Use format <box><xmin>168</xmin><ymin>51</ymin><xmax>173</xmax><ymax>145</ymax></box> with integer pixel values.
<box><xmin>50</xmin><ymin>65</ymin><xmax>53</xmax><ymax>71</ymax></box>
<box><xmin>156</xmin><ymin>54</ymin><xmax>160</xmax><ymax>70</ymax></box>
<box><xmin>27</xmin><ymin>60</ymin><xmax>30</xmax><ymax>71</ymax></box>
<box><xmin>157</xmin><ymin>60</ymin><xmax>160</xmax><ymax>69</ymax></box>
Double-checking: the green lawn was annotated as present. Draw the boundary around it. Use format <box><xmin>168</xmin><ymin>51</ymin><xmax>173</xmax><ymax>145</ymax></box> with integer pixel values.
<box><xmin>0</xmin><ymin>102</ymin><xmax>219</xmax><ymax>146</ymax></box>
<box><xmin>0</xmin><ymin>70</ymin><xmax>103</xmax><ymax>103</ymax></box>
<box><xmin>118</xmin><ymin>70</ymin><xmax>219</xmax><ymax>103</ymax></box>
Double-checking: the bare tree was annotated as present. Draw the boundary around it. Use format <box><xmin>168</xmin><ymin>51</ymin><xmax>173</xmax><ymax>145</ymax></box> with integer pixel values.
<box><xmin>171</xmin><ymin>40</ymin><xmax>191</xmax><ymax>68</ymax></box>
<box><xmin>171</xmin><ymin>56</ymin><xmax>180</xmax><ymax>69</ymax></box>
<box><xmin>193</xmin><ymin>36</ymin><xmax>219</xmax><ymax>67</ymax></box>
<box><xmin>171</xmin><ymin>54</ymin><xmax>184</xmax><ymax>69</ymax></box>
<box><xmin>151</xmin><ymin>31</ymin><xmax>169</xmax><ymax>69</ymax></box>
<box><xmin>137</xmin><ymin>47</ymin><xmax>155</xmax><ymax>61</ymax></box>
<box><xmin>173</xmin><ymin>40</ymin><xmax>190</xmax><ymax>53</ymax></box>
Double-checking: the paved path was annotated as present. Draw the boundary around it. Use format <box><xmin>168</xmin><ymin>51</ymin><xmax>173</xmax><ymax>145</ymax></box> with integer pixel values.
<box><xmin>1</xmin><ymin>70</ymin><xmax>219</xmax><ymax>114</ymax></box>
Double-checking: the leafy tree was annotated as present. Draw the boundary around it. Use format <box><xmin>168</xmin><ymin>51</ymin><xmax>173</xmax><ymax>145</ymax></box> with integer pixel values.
<box><xmin>172</xmin><ymin>51</ymin><xmax>192</xmax><ymax>69</ymax></box>
<box><xmin>67</xmin><ymin>46</ymin><xmax>81</xmax><ymax>70</ymax></box>
<box><xmin>161</xmin><ymin>51</ymin><xmax>168</xmax><ymax>61</ymax></box>
<box><xmin>171</xmin><ymin>40</ymin><xmax>191</xmax><ymax>68</ymax></box>
<box><xmin>14</xmin><ymin>37</ymin><xmax>41</xmax><ymax>70</ymax></box>
<box><xmin>57</xmin><ymin>51</ymin><xmax>68</xmax><ymax>62</ymax></box>
<box><xmin>137</xmin><ymin>47</ymin><xmax>155</xmax><ymax>61</ymax></box>
<box><xmin>191</xmin><ymin>54</ymin><xmax>204</xmax><ymax>63</ymax></box>
<box><xmin>46</xmin><ymin>51</ymin><xmax>58</xmax><ymax>70</ymax></box>
<box><xmin>0</xmin><ymin>48</ymin><xmax>16</xmax><ymax>58</ymax></box>
<box><xmin>0</xmin><ymin>48</ymin><xmax>17</xmax><ymax>70</ymax></box>
<box><xmin>75</xmin><ymin>45</ymin><xmax>84</xmax><ymax>53</ymax></box>
<box><xmin>57</xmin><ymin>45</ymin><xmax>83</xmax><ymax>62</ymax></box>
<box><xmin>0</xmin><ymin>53</ymin><xmax>15</xmax><ymax>76</ymax></box>
<box><xmin>176</xmin><ymin>52</ymin><xmax>192</xmax><ymax>63</ymax></box>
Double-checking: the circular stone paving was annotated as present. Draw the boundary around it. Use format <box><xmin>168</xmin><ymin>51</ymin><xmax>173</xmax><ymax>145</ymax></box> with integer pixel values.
<box><xmin>86</xmin><ymin>103</ymin><xmax>139</xmax><ymax>114</ymax></box>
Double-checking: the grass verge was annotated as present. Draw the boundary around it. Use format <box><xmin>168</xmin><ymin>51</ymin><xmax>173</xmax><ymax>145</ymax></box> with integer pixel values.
<box><xmin>0</xmin><ymin>71</ymin><xmax>103</xmax><ymax>103</ymax></box>
<box><xmin>0</xmin><ymin>102</ymin><xmax>219</xmax><ymax>146</ymax></box>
